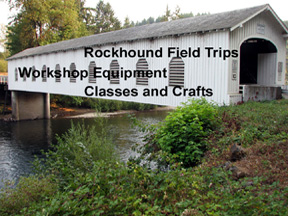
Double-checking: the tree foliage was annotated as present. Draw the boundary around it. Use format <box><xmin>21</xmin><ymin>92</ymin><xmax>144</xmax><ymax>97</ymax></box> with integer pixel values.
<box><xmin>92</xmin><ymin>0</ymin><xmax>121</xmax><ymax>34</ymax></box>
<box><xmin>0</xmin><ymin>59</ymin><xmax>8</xmax><ymax>72</ymax></box>
<box><xmin>123</xmin><ymin>16</ymin><xmax>135</xmax><ymax>29</ymax></box>
<box><xmin>285</xmin><ymin>21</ymin><xmax>288</xmax><ymax>84</ymax></box>
<box><xmin>6</xmin><ymin>0</ymin><xmax>123</xmax><ymax>55</ymax></box>
<box><xmin>6</xmin><ymin>1</ymin><xmax>210</xmax><ymax>56</ymax></box>
<box><xmin>75</xmin><ymin>0</ymin><xmax>98</xmax><ymax>33</ymax></box>
<box><xmin>0</xmin><ymin>25</ymin><xmax>9</xmax><ymax>72</ymax></box>
<box><xmin>136</xmin><ymin>5</ymin><xmax>209</xmax><ymax>27</ymax></box>
<box><xmin>6</xmin><ymin>0</ymin><xmax>87</xmax><ymax>55</ymax></box>
<box><xmin>137</xmin><ymin>98</ymin><xmax>218</xmax><ymax>168</ymax></box>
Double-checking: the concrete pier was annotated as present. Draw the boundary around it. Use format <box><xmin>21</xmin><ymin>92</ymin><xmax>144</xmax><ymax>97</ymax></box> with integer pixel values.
<box><xmin>11</xmin><ymin>91</ymin><xmax>50</xmax><ymax>121</ymax></box>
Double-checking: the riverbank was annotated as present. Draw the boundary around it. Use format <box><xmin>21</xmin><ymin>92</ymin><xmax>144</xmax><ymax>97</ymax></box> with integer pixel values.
<box><xmin>62</xmin><ymin>106</ymin><xmax>175</xmax><ymax>118</ymax></box>
<box><xmin>0</xmin><ymin>103</ymin><xmax>175</xmax><ymax>121</ymax></box>
<box><xmin>0</xmin><ymin>104</ymin><xmax>11</xmax><ymax>121</ymax></box>
<box><xmin>1</xmin><ymin>99</ymin><xmax>287</xmax><ymax>215</ymax></box>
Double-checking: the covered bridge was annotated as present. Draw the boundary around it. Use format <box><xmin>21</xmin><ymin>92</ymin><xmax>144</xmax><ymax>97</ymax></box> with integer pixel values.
<box><xmin>7</xmin><ymin>4</ymin><xmax>288</xmax><ymax>120</ymax></box>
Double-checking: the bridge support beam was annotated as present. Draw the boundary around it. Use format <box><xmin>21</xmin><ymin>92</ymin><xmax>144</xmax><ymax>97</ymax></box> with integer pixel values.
<box><xmin>12</xmin><ymin>91</ymin><xmax>50</xmax><ymax>121</ymax></box>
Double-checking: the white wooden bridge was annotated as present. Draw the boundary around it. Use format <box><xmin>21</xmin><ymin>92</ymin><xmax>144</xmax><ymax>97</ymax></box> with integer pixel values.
<box><xmin>6</xmin><ymin>4</ymin><xmax>288</xmax><ymax>120</ymax></box>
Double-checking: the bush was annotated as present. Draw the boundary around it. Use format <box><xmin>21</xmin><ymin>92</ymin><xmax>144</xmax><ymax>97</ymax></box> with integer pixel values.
<box><xmin>138</xmin><ymin>98</ymin><xmax>218</xmax><ymax>168</ymax></box>
<box><xmin>16</xmin><ymin>164</ymin><xmax>288</xmax><ymax>216</ymax></box>
<box><xmin>34</xmin><ymin>120</ymin><xmax>118</xmax><ymax>186</ymax></box>
<box><xmin>0</xmin><ymin>175</ymin><xmax>57</xmax><ymax>216</ymax></box>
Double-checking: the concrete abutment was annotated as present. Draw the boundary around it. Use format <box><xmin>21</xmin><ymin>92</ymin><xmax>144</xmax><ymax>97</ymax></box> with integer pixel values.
<box><xmin>12</xmin><ymin>91</ymin><xmax>50</xmax><ymax>121</ymax></box>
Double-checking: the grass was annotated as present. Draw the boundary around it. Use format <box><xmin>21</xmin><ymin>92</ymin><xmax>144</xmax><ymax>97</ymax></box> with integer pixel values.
<box><xmin>204</xmin><ymin>100</ymin><xmax>288</xmax><ymax>188</ymax></box>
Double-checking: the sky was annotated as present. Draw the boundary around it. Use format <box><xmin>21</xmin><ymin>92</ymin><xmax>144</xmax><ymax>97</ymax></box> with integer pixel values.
<box><xmin>0</xmin><ymin>0</ymin><xmax>287</xmax><ymax>26</ymax></box>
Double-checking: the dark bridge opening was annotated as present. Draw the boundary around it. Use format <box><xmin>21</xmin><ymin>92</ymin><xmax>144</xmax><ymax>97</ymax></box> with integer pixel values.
<box><xmin>240</xmin><ymin>38</ymin><xmax>277</xmax><ymax>85</ymax></box>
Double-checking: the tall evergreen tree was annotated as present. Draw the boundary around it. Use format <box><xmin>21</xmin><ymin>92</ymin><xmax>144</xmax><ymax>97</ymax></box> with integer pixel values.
<box><xmin>75</xmin><ymin>0</ymin><xmax>97</xmax><ymax>32</ymax></box>
<box><xmin>92</xmin><ymin>0</ymin><xmax>121</xmax><ymax>34</ymax></box>
<box><xmin>123</xmin><ymin>17</ymin><xmax>135</xmax><ymax>29</ymax></box>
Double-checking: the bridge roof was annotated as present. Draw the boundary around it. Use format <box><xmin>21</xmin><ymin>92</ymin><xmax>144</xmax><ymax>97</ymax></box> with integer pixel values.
<box><xmin>7</xmin><ymin>4</ymin><xmax>288</xmax><ymax>61</ymax></box>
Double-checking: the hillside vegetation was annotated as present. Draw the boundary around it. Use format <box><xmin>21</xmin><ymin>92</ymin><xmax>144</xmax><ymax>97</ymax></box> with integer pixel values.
<box><xmin>1</xmin><ymin>99</ymin><xmax>288</xmax><ymax>215</ymax></box>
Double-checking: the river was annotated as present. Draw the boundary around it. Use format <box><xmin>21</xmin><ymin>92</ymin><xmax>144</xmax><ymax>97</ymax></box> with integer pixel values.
<box><xmin>0</xmin><ymin>110</ymin><xmax>169</xmax><ymax>188</ymax></box>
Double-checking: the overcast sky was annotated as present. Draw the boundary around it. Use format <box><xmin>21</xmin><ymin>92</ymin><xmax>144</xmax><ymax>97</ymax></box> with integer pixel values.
<box><xmin>0</xmin><ymin>0</ymin><xmax>287</xmax><ymax>26</ymax></box>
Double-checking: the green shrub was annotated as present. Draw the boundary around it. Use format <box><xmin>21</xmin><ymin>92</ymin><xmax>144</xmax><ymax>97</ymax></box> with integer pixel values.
<box><xmin>17</xmin><ymin>163</ymin><xmax>288</xmax><ymax>216</ymax></box>
<box><xmin>0</xmin><ymin>175</ymin><xmax>57</xmax><ymax>216</ymax></box>
<box><xmin>143</xmin><ymin>98</ymin><xmax>218</xmax><ymax>168</ymax></box>
<box><xmin>34</xmin><ymin>120</ymin><xmax>118</xmax><ymax>186</ymax></box>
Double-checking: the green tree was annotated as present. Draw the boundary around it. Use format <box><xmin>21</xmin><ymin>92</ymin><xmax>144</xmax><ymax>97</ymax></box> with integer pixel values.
<box><xmin>0</xmin><ymin>24</ymin><xmax>9</xmax><ymax>72</ymax></box>
<box><xmin>179</xmin><ymin>12</ymin><xmax>194</xmax><ymax>19</ymax></box>
<box><xmin>6</xmin><ymin>0</ymin><xmax>87</xmax><ymax>55</ymax></box>
<box><xmin>0</xmin><ymin>24</ymin><xmax>8</xmax><ymax>53</ymax></box>
<box><xmin>171</xmin><ymin>5</ymin><xmax>180</xmax><ymax>20</ymax></box>
<box><xmin>154</xmin><ymin>5</ymin><xmax>171</xmax><ymax>22</ymax></box>
<box><xmin>136</xmin><ymin>5</ymin><xmax>196</xmax><ymax>27</ymax></box>
<box><xmin>285</xmin><ymin>21</ymin><xmax>288</xmax><ymax>84</ymax></box>
<box><xmin>136</xmin><ymin>19</ymin><xmax>147</xmax><ymax>26</ymax></box>
<box><xmin>0</xmin><ymin>60</ymin><xmax>8</xmax><ymax>72</ymax></box>
<box><xmin>75</xmin><ymin>0</ymin><xmax>98</xmax><ymax>32</ymax></box>
<box><xmin>92</xmin><ymin>0</ymin><xmax>121</xmax><ymax>34</ymax></box>
<box><xmin>146</xmin><ymin>17</ymin><xmax>155</xmax><ymax>24</ymax></box>
<box><xmin>75</xmin><ymin>0</ymin><xmax>122</xmax><ymax>34</ymax></box>
<box><xmin>123</xmin><ymin>16</ymin><xmax>135</xmax><ymax>29</ymax></box>
<box><xmin>163</xmin><ymin>5</ymin><xmax>171</xmax><ymax>21</ymax></box>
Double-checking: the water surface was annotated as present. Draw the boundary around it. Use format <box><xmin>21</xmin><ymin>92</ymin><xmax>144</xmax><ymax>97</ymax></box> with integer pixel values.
<box><xmin>0</xmin><ymin>110</ymin><xmax>169</xmax><ymax>188</ymax></box>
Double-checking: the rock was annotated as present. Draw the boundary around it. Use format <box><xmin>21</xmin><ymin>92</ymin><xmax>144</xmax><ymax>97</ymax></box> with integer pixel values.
<box><xmin>222</xmin><ymin>161</ymin><xmax>232</xmax><ymax>170</ymax></box>
<box><xmin>181</xmin><ymin>209</ymin><xmax>202</xmax><ymax>216</ymax></box>
<box><xmin>231</xmin><ymin>166</ymin><xmax>248</xmax><ymax>180</ymax></box>
<box><xmin>221</xmin><ymin>162</ymin><xmax>248</xmax><ymax>180</ymax></box>
<box><xmin>230</xmin><ymin>144</ymin><xmax>246</xmax><ymax>161</ymax></box>
<box><xmin>52</xmin><ymin>114</ymin><xmax>58</xmax><ymax>119</ymax></box>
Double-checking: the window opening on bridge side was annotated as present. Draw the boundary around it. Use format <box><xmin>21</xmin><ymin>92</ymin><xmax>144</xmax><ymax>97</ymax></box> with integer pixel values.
<box><xmin>70</xmin><ymin>63</ymin><xmax>77</xmax><ymax>83</ymax></box>
<box><xmin>89</xmin><ymin>61</ymin><xmax>96</xmax><ymax>83</ymax></box>
<box><xmin>32</xmin><ymin>66</ymin><xmax>36</xmax><ymax>82</ymax></box>
<box><xmin>168</xmin><ymin>57</ymin><xmax>185</xmax><ymax>87</ymax></box>
<box><xmin>136</xmin><ymin>59</ymin><xmax>149</xmax><ymax>86</ymax></box>
<box><xmin>110</xmin><ymin>60</ymin><xmax>120</xmax><ymax>84</ymax></box>
<box><xmin>42</xmin><ymin>65</ymin><xmax>47</xmax><ymax>82</ymax></box>
<box><xmin>23</xmin><ymin>67</ymin><xmax>26</xmax><ymax>82</ymax></box>
<box><xmin>55</xmin><ymin>64</ymin><xmax>61</xmax><ymax>83</ymax></box>
<box><xmin>15</xmin><ymin>68</ymin><xmax>18</xmax><ymax>82</ymax></box>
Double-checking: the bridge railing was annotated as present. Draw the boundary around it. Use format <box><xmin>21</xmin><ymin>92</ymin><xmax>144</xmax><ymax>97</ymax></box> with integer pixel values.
<box><xmin>0</xmin><ymin>75</ymin><xmax>8</xmax><ymax>84</ymax></box>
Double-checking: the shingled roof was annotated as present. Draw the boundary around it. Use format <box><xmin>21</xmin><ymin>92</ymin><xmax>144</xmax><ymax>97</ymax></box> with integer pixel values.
<box><xmin>7</xmin><ymin>4</ymin><xmax>287</xmax><ymax>60</ymax></box>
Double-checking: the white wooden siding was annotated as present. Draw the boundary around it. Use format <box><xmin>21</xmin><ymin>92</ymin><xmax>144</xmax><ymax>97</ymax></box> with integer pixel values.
<box><xmin>228</xmin><ymin>10</ymin><xmax>287</xmax><ymax>94</ymax></box>
<box><xmin>8</xmin><ymin>31</ymin><xmax>230</xmax><ymax>106</ymax></box>
<box><xmin>257</xmin><ymin>53</ymin><xmax>277</xmax><ymax>85</ymax></box>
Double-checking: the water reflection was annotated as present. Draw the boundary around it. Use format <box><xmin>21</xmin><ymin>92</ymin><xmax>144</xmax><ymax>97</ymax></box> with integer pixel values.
<box><xmin>0</xmin><ymin>110</ymin><xmax>168</xmax><ymax>188</ymax></box>
<box><xmin>0</xmin><ymin>120</ymin><xmax>51</xmax><ymax>188</ymax></box>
